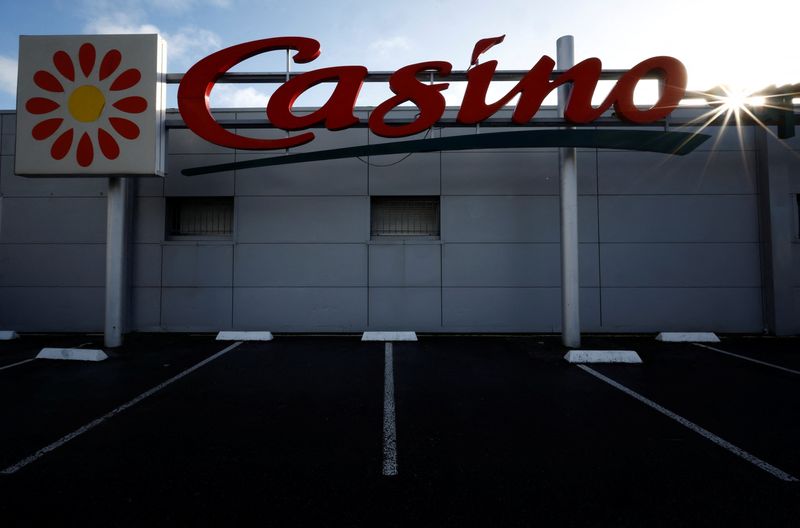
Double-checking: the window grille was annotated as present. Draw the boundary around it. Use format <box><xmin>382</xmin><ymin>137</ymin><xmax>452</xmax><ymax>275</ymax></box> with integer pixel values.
<box><xmin>166</xmin><ymin>197</ymin><xmax>233</xmax><ymax>238</ymax></box>
<box><xmin>370</xmin><ymin>196</ymin><xmax>440</xmax><ymax>238</ymax></box>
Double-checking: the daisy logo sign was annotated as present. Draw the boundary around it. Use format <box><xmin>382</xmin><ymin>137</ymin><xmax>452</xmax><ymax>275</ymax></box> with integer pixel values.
<box><xmin>15</xmin><ymin>34</ymin><xmax>167</xmax><ymax>177</ymax></box>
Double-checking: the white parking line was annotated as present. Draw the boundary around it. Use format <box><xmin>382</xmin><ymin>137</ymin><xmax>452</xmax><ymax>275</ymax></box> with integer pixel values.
<box><xmin>0</xmin><ymin>358</ymin><xmax>36</xmax><ymax>372</ymax></box>
<box><xmin>1</xmin><ymin>341</ymin><xmax>242</xmax><ymax>475</ymax></box>
<box><xmin>577</xmin><ymin>364</ymin><xmax>799</xmax><ymax>482</ymax></box>
<box><xmin>693</xmin><ymin>343</ymin><xmax>800</xmax><ymax>376</ymax></box>
<box><xmin>383</xmin><ymin>342</ymin><xmax>398</xmax><ymax>476</ymax></box>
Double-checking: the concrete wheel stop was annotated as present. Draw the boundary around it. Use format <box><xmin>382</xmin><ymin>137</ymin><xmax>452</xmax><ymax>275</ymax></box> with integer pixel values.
<box><xmin>216</xmin><ymin>331</ymin><xmax>273</xmax><ymax>341</ymax></box>
<box><xmin>656</xmin><ymin>332</ymin><xmax>720</xmax><ymax>342</ymax></box>
<box><xmin>564</xmin><ymin>350</ymin><xmax>642</xmax><ymax>363</ymax></box>
<box><xmin>36</xmin><ymin>348</ymin><xmax>108</xmax><ymax>362</ymax></box>
<box><xmin>361</xmin><ymin>331</ymin><xmax>418</xmax><ymax>342</ymax></box>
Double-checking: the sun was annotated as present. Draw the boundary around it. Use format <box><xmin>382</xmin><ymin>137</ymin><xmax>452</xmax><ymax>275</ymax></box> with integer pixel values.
<box><xmin>710</xmin><ymin>85</ymin><xmax>765</xmax><ymax>113</ymax></box>
<box><xmin>25</xmin><ymin>42</ymin><xmax>147</xmax><ymax>167</ymax></box>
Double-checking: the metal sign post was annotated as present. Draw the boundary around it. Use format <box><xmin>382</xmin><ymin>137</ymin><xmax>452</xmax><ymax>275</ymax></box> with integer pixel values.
<box><xmin>104</xmin><ymin>176</ymin><xmax>129</xmax><ymax>348</ymax></box>
<box><xmin>557</xmin><ymin>35</ymin><xmax>581</xmax><ymax>348</ymax></box>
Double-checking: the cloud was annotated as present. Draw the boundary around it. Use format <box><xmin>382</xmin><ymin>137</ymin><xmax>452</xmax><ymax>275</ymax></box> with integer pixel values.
<box><xmin>84</xmin><ymin>12</ymin><xmax>159</xmax><ymax>35</ymax></box>
<box><xmin>0</xmin><ymin>55</ymin><xmax>17</xmax><ymax>96</ymax></box>
<box><xmin>369</xmin><ymin>37</ymin><xmax>412</xmax><ymax>57</ymax></box>
<box><xmin>143</xmin><ymin>0</ymin><xmax>232</xmax><ymax>12</ymax></box>
<box><xmin>209</xmin><ymin>85</ymin><xmax>269</xmax><ymax>108</ymax></box>
<box><xmin>83</xmin><ymin>12</ymin><xmax>221</xmax><ymax>65</ymax></box>
<box><xmin>163</xmin><ymin>27</ymin><xmax>221</xmax><ymax>62</ymax></box>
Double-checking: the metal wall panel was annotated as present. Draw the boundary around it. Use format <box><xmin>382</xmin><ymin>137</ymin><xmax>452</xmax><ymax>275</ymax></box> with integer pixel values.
<box><xmin>162</xmin><ymin>244</ymin><xmax>233</xmax><ymax>287</ymax></box>
<box><xmin>598</xmin><ymin>195</ymin><xmax>759</xmax><ymax>243</ymax></box>
<box><xmin>0</xmin><ymin>287</ymin><xmax>104</xmax><ymax>331</ymax></box>
<box><xmin>0</xmin><ymin>197</ymin><xmax>106</xmax><ymax>243</ymax></box>
<box><xmin>160</xmin><ymin>287</ymin><xmax>232</xmax><ymax>330</ymax></box>
<box><xmin>235</xmin><ymin>157</ymin><xmax>367</xmax><ymax>196</ymax></box>
<box><xmin>368</xmin><ymin>243</ymin><xmax>441</xmax><ymax>287</ymax></box>
<box><xmin>601</xmin><ymin>287</ymin><xmax>763</xmax><ymax>332</ymax></box>
<box><xmin>442</xmin><ymin>195</ymin><xmax>599</xmax><ymax>243</ymax></box>
<box><xmin>0</xmin><ymin>156</ymin><xmax>108</xmax><ymax>197</ymax></box>
<box><xmin>233</xmin><ymin>287</ymin><xmax>367</xmax><ymax>331</ymax></box>
<box><xmin>132</xmin><ymin>243</ymin><xmax>161</xmax><ymax>287</ymax></box>
<box><xmin>237</xmin><ymin>196</ymin><xmax>368</xmax><ymax>243</ymax></box>
<box><xmin>772</xmin><ymin>132</ymin><xmax>800</xmax><ymax>151</ymax></box>
<box><xmin>232</xmin><ymin>124</ymin><xmax>368</xmax><ymax>154</ymax></box>
<box><xmin>442</xmin><ymin>287</ymin><xmax>601</xmax><ymax>332</ymax></box>
<box><xmin>167</xmin><ymin>116</ymin><xmax>235</xmax><ymax>154</ymax></box>
<box><xmin>600</xmin><ymin>243</ymin><xmax>762</xmax><ymax>287</ymax></box>
<box><xmin>598</xmin><ymin>151</ymin><xmax>757</xmax><ymax>195</ymax></box>
<box><xmin>768</xmin><ymin>144</ymin><xmax>800</xmax><ymax>194</ymax></box>
<box><xmin>165</xmin><ymin>154</ymin><xmax>235</xmax><ymax>196</ymax></box>
<box><xmin>369</xmin><ymin>153</ymin><xmax>441</xmax><ymax>196</ymax></box>
<box><xmin>368</xmin><ymin>287</ymin><xmax>442</xmax><ymax>330</ymax></box>
<box><xmin>130</xmin><ymin>287</ymin><xmax>161</xmax><ymax>331</ymax></box>
<box><xmin>132</xmin><ymin>197</ymin><xmax>165</xmax><ymax>243</ymax></box>
<box><xmin>290</xmin><ymin>127</ymin><xmax>368</xmax><ymax>153</ymax></box>
<box><xmin>1</xmin><ymin>113</ymin><xmax>15</xmax><ymax>133</ymax></box>
<box><xmin>235</xmin><ymin>244</ymin><xmax>367</xmax><ymax>287</ymax></box>
<box><xmin>135</xmin><ymin>176</ymin><xmax>164</xmax><ymax>197</ymax></box>
<box><xmin>442</xmin><ymin>243</ymin><xmax>599</xmax><ymax>287</ymax></box>
<box><xmin>795</xmin><ymin>288</ymin><xmax>800</xmax><ymax>318</ymax></box>
<box><xmin>442</xmin><ymin>151</ymin><xmax>597</xmax><ymax>195</ymax></box>
<box><xmin>1</xmin><ymin>134</ymin><xmax>14</xmax><ymax>156</ymax></box>
<box><xmin>621</xmin><ymin>120</ymin><xmax>755</xmax><ymax>151</ymax></box>
<box><xmin>764</xmin><ymin>134</ymin><xmax>799</xmax><ymax>333</ymax></box>
<box><xmin>439</xmin><ymin>126</ymin><xmax>561</xmax><ymax>153</ymax></box>
<box><xmin>793</xmin><ymin>244</ymin><xmax>800</xmax><ymax>287</ymax></box>
<box><xmin>0</xmin><ymin>244</ymin><xmax>104</xmax><ymax>286</ymax></box>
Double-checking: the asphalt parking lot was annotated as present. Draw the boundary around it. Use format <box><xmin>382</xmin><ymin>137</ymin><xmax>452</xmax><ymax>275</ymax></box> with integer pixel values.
<box><xmin>1</xmin><ymin>333</ymin><xmax>798</xmax><ymax>526</ymax></box>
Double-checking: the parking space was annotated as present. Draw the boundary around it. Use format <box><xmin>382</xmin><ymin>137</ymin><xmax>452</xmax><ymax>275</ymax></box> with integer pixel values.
<box><xmin>692</xmin><ymin>337</ymin><xmax>800</xmax><ymax>372</ymax></box>
<box><xmin>0</xmin><ymin>334</ymin><xmax>798</xmax><ymax>526</ymax></box>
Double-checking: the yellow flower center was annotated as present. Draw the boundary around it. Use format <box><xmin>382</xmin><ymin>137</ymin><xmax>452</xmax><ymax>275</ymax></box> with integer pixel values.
<box><xmin>68</xmin><ymin>85</ymin><xmax>105</xmax><ymax>122</ymax></box>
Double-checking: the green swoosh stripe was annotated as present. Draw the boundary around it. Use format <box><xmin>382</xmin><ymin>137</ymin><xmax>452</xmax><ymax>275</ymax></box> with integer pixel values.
<box><xmin>182</xmin><ymin>129</ymin><xmax>710</xmax><ymax>176</ymax></box>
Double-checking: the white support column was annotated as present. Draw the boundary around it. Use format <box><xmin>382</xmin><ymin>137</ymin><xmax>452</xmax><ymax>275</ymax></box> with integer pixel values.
<box><xmin>557</xmin><ymin>35</ymin><xmax>581</xmax><ymax>348</ymax></box>
<box><xmin>105</xmin><ymin>177</ymin><xmax>129</xmax><ymax>348</ymax></box>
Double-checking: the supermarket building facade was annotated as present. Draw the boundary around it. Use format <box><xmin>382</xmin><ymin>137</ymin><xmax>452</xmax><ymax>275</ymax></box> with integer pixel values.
<box><xmin>0</xmin><ymin>36</ymin><xmax>799</xmax><ymax>336</ymax></box>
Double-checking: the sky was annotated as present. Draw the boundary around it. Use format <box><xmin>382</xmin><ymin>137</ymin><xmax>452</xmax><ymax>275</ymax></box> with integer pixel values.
<box><xmin>1</xmin><ymin>0</ymin><xmax>798</xmax><ymax>110</ymax></box>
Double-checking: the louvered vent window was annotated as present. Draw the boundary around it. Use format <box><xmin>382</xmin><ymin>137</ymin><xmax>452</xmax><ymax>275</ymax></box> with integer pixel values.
<box><xmin>166</xmin><ymin>197</ymin><xmax>233</xmax><ymax>239</ymax></box>
<box><xmin>370</xmin><ymin>196</ymin><xmax>440</xmax><ymax>238</ymax></box>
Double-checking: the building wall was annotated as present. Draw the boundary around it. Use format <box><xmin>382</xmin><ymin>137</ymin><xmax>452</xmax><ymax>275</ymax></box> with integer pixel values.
<box><xmin>1</xmin><ymin>107</ymin><xmax>794</xmax><ymax>333</ymax></box>
<box><xmin>1</xmin><ymin>111</ymin><xmax>108</xmax><ymax>331</ymax></box>
<box><xmin>765</xmin><ymin>129</ymin><xmax>800</xmax><ymax>334</ymax></box>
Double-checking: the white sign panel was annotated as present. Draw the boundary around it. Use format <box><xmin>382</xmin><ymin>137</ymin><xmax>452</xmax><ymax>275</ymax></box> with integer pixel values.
<box><xmin>15</xmin><ymin>34</ymin><xmax>166</xmax><ymax>177</ymax></box>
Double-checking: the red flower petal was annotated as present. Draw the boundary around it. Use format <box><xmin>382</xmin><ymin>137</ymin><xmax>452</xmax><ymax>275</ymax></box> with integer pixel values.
<box><xmin>77</xmin><ymin>132</ymin><xmax>94</xmax><ymax>167</ymax></box>
<box><xmin>33</xmin><ymin>70</ymin><xmax>64</xmax><ymax>93</ymax></box>
<box><xmin>51</xmin><ymin>129</ymin><xmax>74</xmax><ymax>160</ymax></box>
<box><xmin>110</xmin><ymin>68</ymin><xmax>141</xmax><ymax>91</ymax></box>
<box><xmin>98</xmin><ymin>128</ymin><xmax>120</xmax><ymax>160</ymax></box>
<box><xmin>112</xmin><ymin>96</ymin><xmax>147</xmax><ymax>113</ymax></box>
<box><xmin>99</xmin><ymin>49</ymin><xmax>122</xmax><ymax>81</ymax></box>
<box><xmin>109</xmin><ymin>117</ymin><xmax>140</xmax><ymax>139</ymax></box>
<box><xmin>53</xmin><ymin>51</ymin><xmax>75</xmax><ymax>82</ymax></box>
<box><xmin>26</xmin><ymin>97</ymin><xmax>60</xmax><ymax>114</ymax></box>
<box><xmin>32</xmin><ymin>118</ymin><xmax>63</xmax><ymax>140</ymax></box>
<box><xmin>79</xmin><ymin>43</ymin><xmax>96</xmax><ymax>78</ymax></box>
